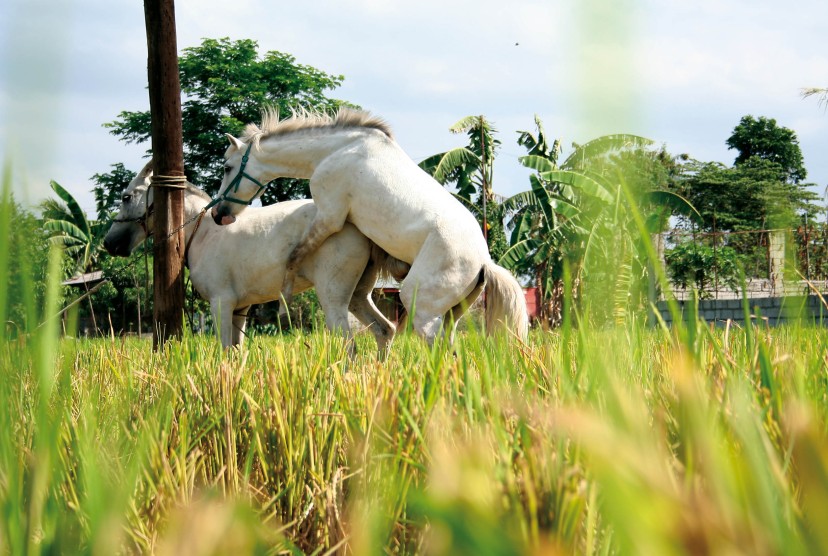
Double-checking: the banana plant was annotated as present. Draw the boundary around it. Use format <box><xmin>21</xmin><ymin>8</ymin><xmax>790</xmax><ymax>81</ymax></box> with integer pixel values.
<box><xmin>419</xmin><ymin>115</ymin><xmax>509</xmax><ymax>260</ymax></box>
<box><xmin>501</xmin><ymin>117</ymin><xmax>700</xmax><ymax>325</ymax></box>
<box><xmin>418</xmin><ymin>115</ymin><xmax>500</xmax><ymax>204</ymax></box>
<box><xmin>42</xmin><ymin>180</ymin><xmax>104</xmax><ymax>276</ymax></box>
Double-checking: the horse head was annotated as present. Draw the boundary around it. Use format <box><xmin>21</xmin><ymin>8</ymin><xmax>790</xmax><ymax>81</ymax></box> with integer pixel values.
<box><xmin>103</xmin><ymin>159</ymin><xmax>154</xmax><ymax>256</ymax></box>
<box><xmin>210</xmin><ymin>134</ymin><xmax>268</xmax><ymax>226</ymax></box>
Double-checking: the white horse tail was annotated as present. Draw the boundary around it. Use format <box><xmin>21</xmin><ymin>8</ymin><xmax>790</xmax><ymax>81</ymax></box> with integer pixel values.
<box><xmin>483</xmin><ymin>262</ymin><xmax>529</xmax><ymax>341</ymax></box>
<box><xmin>370</xmin><ymin>243</ymin><xmax>410</xmax><ymax>282</ymax></box>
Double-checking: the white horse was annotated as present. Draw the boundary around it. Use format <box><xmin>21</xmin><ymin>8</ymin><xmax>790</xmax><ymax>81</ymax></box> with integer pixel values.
<box><xmin>104</xmin><ymin>160</ymin><xmax>406</xmax><ymax>356</ymax></box>
<box><xmin>210</xmin><ymin>109</ymin><xmax>529</xmax><ymax>345</ymax></box>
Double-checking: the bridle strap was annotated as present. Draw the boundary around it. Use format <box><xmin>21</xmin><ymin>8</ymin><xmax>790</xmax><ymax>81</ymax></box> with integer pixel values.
<box><xmin>205</xmin><ymin>142</ymin><xmax>269</xmax><ymax>209</ymax></box>
<box><xmin>113</xmin><ymin>203</ymin><xmax>155</xmax><ymax>236</ymax></box>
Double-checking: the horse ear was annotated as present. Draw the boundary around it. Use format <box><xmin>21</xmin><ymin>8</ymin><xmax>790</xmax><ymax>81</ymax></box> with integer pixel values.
<box><xmin>138</xmin><ymin>158</ymin><xmax>154</xmax><ymax>178</ymax></box>
<box><xmin>226</xmin><ymin>134</ymin><xmax>246</xmax><ymax>151</ymax></box>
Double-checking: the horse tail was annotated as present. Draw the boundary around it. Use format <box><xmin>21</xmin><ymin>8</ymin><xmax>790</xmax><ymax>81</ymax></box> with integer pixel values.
<box><xmin>483</xmin><ymin>262</ymin><xmax>529</xmax><ymax>341</ymax></box>
<box><xmin>370</xmin><ymin>243</ymin><xmax>410</xmax><ymax>282</ymax></box>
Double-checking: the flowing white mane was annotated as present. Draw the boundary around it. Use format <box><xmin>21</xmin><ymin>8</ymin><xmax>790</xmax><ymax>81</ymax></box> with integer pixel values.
<box><xmin>241</xmin><ymin>108</ymin><xmax>394</xmax><ymax>147</ymax></box>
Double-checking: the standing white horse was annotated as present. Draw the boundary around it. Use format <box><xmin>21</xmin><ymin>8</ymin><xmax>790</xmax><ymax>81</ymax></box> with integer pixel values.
<box><xmin>210</xmin><ymin>109</ymin><xmax>529</xmax><ymax>344</ymax></box>
<box><xmin>104</xmin><ymin>160</ymin><xmax>405</xmax><ymax>356</ymax></box>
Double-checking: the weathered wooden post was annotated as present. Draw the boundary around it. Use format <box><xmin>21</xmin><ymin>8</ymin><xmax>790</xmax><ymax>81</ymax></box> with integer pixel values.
<box><xmin>144</xmin><ymin>0</ymin><xmax>185</xmax><ymax>348</ymax></box>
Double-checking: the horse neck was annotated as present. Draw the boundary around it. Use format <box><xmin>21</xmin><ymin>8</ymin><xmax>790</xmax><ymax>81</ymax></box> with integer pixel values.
<box><xmin>257</xmin><ymin>129</ymin><xmax>370</xmax><ymax>179</ymax></box>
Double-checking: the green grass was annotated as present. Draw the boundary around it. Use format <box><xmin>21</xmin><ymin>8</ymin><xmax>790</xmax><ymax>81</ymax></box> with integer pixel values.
<box><xmin>3</xmin><ymin>320</ymin><xmax>828</xmax><ymax>555</ymax></box>
<box><xmin>4</xmin><ymin>168</ymin><xmax>828</xmax><ymax>555</ymax></box>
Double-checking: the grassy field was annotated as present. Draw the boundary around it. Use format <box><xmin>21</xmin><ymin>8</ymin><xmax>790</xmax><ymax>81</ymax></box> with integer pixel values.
<box><xmin>3</xmin><ymin>306</ymin><xmax>828</xmax><ymax>554</ymax></box>
<box><xmin>3</xmin><ymin>174</ymin><xmax>828</xmax><ymax>554</ymax></box>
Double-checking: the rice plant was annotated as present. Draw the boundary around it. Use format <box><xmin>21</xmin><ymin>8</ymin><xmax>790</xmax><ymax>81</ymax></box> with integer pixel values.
<box><xmin>3</xmin><ymin>166</ymin><xmax>828</xmax><ymax>555</ymax></box>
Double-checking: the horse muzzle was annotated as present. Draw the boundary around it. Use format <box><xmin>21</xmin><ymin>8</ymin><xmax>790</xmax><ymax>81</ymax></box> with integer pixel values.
<box><xmin>211</xmin><ymin>203</ymin><xmax>237</xmax><ymax>226</ymax></box>
<box><xmin>103</xmin><ymin>232</ymin><xmax>132</xmax><ymax>257</ymax></box>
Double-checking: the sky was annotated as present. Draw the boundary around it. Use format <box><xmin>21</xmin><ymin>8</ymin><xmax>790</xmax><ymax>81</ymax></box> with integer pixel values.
<box><xmin>1</xmin><ymin>0</ymin><xmax>827</xmax><ymax>217</ymax></box>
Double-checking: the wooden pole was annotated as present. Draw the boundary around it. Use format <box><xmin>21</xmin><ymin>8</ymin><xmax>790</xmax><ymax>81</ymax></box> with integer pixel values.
<box><xmin>144</xmin><ymin>0</ymin><xmax>185</xmax><ymax>348</ymax></box>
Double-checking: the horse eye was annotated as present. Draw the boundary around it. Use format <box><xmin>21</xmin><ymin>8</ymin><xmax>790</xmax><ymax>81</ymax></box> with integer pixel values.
<box><xmin>122</xmin><ymin>194</ymin><xmax>132</xmax><ymax>203</ymax></box>
<box><xmin>224</xmin><ymin>166</ymin><xmax>232</xmax><ymax>174</ymax></box>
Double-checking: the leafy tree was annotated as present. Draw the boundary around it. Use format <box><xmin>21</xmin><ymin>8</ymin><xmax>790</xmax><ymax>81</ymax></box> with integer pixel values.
<box><xmin>675</xmin><ymin>117</ymin><xmax>819</xmax><ymax>230</ymax></box>
<box><xmin>92</xmin><ymin>163</ymin><xmax>137</xmax><ymax>221</ymax></box>
<box><xmin>418</xmin><ymin>115</ymin><xmax>508</xmax><ymax>260</ymax></box>
<box><xmin>665</xmin><ymin>241</ymin><xmax>741</xmax><ymax>296</ymax></box>
<box><xmin>726</xmin><ymin>115</ymin><xmax>806</xmax><ymax>184</ymax></box>
<box><xmin>93</xmin><ymin>251</ymin><xmax>153</xmax><ymax>335</ymax></box>
<box><xmin>104</xmin><ymin>37</ymin><xmax>348</xmax><ymax>205</ymax></box>
<box><xmin>674</xmin><ymin>156</ymin><xmax>820</xmax><ymax>232</ymax></box>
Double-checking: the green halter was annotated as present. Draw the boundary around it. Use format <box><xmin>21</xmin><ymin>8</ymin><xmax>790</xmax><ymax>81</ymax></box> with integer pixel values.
<box><xmin>205</xmin><ymin>142</ymin><xmax>269</xmax><ymax>209</ymax></box>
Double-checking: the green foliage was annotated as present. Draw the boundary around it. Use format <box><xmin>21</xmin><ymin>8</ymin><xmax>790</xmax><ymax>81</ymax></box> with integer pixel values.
<box><xmin>42</xmin><ymin>180</ymin><xmax>105</xmax><ymax>276</ymax></box>
<box><xmin>418</xmin><ymin>115</ymin><xmax>508</xmax><ymax>259</ymax></box>
<box><xmin>672</xmin><ymin>115</ymin><xmax>820</xmax><ymax>253</ymax></box>
<box><xmin>726</xmin><ymin>115</ymin><xmax>807</xmax><ymax>183</ymax></box>
<box><xmin>104</xmin><ymin>37</ymin><xmax>348</xmax><ymax>203</ymax></box>
<box><xmin>1</xmin><ymin>195</ymin><xmax>64</xmax><ymax>333</ymax></box>
<box><xmin>665</xmin><ymin>241</ymin><xmax>742</xmax><ymax>294</ymax></box>
<box><xmin>247</xmin><ymin>291</ymin><xmax>325</xmax><ymax>335</ymax></box>
<box><xmin>91</xmin><ymin>251</ymin><xmax>153</xmax><ymax>334</ymax></box>
<box><xmin>91</xmin><ymin>162</ymin><xmax>137</xmax><ymax>220</ymax></box>
<box><xmin>516</xmin><ymin>114</ymin><xmax>561</xmax><ymax>163</ymax></box>
<box><xmin>502</xmin><ymin>117</ymin><xmax>686</xmax><ymax>325</ymax></box>
<box><xmin>674</xmin><ymin>156</ymin><xmax>821</xmax><ymax>232</ymax></box>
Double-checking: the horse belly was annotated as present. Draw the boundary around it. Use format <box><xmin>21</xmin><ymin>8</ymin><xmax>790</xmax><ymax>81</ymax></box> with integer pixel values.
<box><xmin>346</xmin><ymin>199</ymin><xmax>484</xmax><ymax>265</ymax></box>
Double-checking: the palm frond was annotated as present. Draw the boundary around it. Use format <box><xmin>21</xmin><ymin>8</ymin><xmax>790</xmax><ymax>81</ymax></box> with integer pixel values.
<box><xmin>641</xmin><ymin>190</ymin><xmax>702</xmax><ymax>224</ymax></box>
<box><xmin>449</xmin><ymin>115</ymin><xmax>484</xmax><ymax>134</ymax></box>
<box><xmin>562</xmin><ymin>134</ymin><xmax>654</xmax><ymax>169</ymax></box>
<box><xmin>540</xmin><ymin>170</ymin><xmax>614</xmax><ymax>204</ymax></box>
<box><xmin>502</xmin><ymin>190</ymin><xmax>541</xmax><ymax>214</ymax></box>
<box><xmin>519</xmin><ymin>155</ymin><xmax>556</xmax><ymax>174</ymax></box>
<box><xmin>44</xmin><ymin>219</ymin><xmax>88</xmax><ymax>242</ymax></box>
<box><xmin>419</xmin><ymin>148</ymin><xmax>479</xmax><ymax>184</ymax></box>
<box><xmin>499</xmin><ymin>237</ymin><xmax>538</xmax><ymax>269</ymax></box>
<box><xmin>49</xmin><ymin>180</ymin><xmax>91</xmax><ymax>237</ymax></box>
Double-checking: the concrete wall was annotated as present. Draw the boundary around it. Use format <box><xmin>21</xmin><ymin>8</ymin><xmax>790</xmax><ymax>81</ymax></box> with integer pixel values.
<box><xmin>654</xmin><ymin>295</ymin><xmax>828</xmax><ymax>327</ymax></box>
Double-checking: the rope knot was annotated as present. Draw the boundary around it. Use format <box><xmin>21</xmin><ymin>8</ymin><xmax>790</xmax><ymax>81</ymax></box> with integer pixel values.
<box><xmin>150</xmin><ymin>174</ymin><xmax>188</xmax><ymax>189</ymax></box>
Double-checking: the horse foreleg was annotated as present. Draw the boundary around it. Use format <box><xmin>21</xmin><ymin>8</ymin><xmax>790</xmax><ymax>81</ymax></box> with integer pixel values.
<box><xmin>231</xmin><ymin>306</ymin><xmax>251</xmax><ymax>347</ymax></box>
<box><xmin>211</xmin><ymin>297</ymin><xmax>236</xmax><ymax>348</ymax></box>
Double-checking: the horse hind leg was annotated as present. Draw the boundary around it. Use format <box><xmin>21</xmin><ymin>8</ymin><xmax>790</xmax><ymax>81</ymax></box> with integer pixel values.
<box><xmin>402</xmin><ymin>263</ymin><xmax>484</xmax><ymax>348</ymax></box>
<box><xmin>349</xmin><ymin>259</ymin><xmax>396</xmax><ymax>359</ymax></box>
<box><xmin>442</xmin><ymin>268</ymin><xmax>486</xmax><ymax>343</ymax></box>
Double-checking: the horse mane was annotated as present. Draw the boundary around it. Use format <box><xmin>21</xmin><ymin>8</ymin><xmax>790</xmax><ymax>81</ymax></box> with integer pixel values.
<box><xmin>242</xmin><ymin>108</ymin><xmax>394</xmax><ymax>147</ymax></box>
<box><xmin>185</xmin><ymin>183</ymin><xmax>211</xmax><ymax>202</ymax></box>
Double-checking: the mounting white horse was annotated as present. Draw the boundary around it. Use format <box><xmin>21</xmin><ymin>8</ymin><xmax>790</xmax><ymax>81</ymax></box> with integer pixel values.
<box><xmin>211</xmin><ymin>109</ymin><xmax>529</xmax><ymax>345</ymax></box>
<box><xmin>104</xmin><ymin>160</ymin><xmax>405</xmax><ymax>356</ymax></box>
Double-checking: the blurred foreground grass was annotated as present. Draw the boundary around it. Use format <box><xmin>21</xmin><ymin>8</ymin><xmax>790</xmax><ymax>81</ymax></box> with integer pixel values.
<box><xmin>2</xmin><ymin>320</ymin><xmax>828</xmax><ymax>555</ymax></box>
